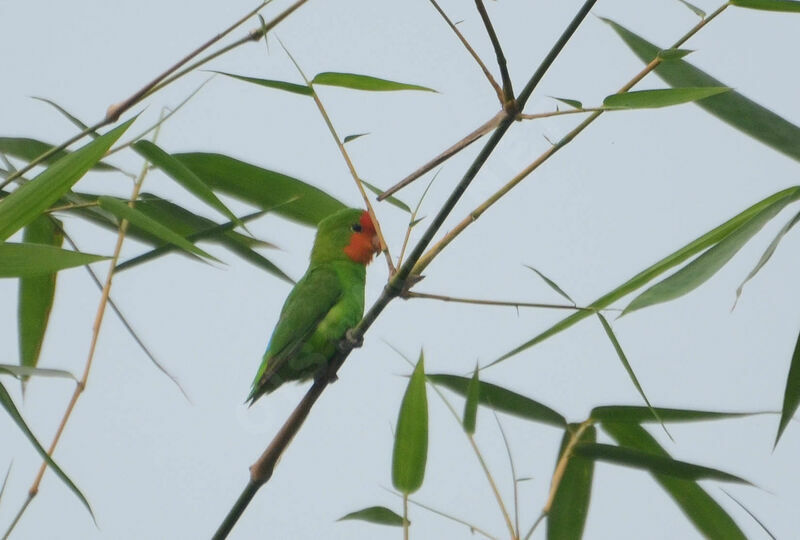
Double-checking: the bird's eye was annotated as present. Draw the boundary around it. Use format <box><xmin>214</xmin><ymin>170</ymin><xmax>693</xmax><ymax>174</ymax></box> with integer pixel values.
<box><xmin>351</xmin><ymin>223</ymin><xmax>362</xmax><ymax>232</ymax></box>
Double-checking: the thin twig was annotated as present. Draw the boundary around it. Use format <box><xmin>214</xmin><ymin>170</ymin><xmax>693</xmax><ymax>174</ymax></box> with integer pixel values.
<box><xmin>427</xmin><ymin>0</ymin><xmax>503</xmax><ymax>103</ymax></box>
<box><xmin>474</xmin><ymin>0</ymin><xmax>514</xmax><ymax>104</ymax></box>
<box><xmin>493</xmin><ymin>412</ymin><xmax>520</xmax><ymax>538</ymax></box>
<box><xmin>542</xmin><ymin>421</ymin><xmax>591</xmax><ymax>514</ymax></box>
<box><xmin>406</xmin><ymin>291</ymin><xmax>593</xmax><ymax>312</ymax></box>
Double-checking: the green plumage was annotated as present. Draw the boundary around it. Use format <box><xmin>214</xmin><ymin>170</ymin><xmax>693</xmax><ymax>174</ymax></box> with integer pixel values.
<box><xmin>247</xmin><ymin>208</ymin><xmax>369</xmax><ymax>404</ymax></box>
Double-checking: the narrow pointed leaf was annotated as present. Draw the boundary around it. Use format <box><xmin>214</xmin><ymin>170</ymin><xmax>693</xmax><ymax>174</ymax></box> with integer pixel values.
<box><xmin>212</xmin><ymin>71</ymin><xmax>313</xmax><ymax>96</ymax></box>
<box><xmin>0</xmin><ymin>380</ymin><xmax>94</xmax><ymax>520</ymax></box>
<box><xmin>338</xmin><ymin>506</ymin><xmax>405</xmax><ymax>527</ymax></box>
<box><xmin>361</xmin><ymin>180</ymin><xmax>411</xmax><ymax>213</ymax></box>
<box><xmin>174</xmin><ymin>153</ymin><xmax>345</xmax><ymax>226</ymax></box>
<box><xmin>0</xmin><ymin>243</ymin><xmax>107</xmax><ymax>277</ymax></box>
<box><xmin>602</xmin><ymin>422</ymin><xmax>746</xmax><ymax>539</ymax></box>
<box><xmin>0</xmin><ymin>365</ymin><xmax>75</xmax><ymax>380</ymax></box>
<box><xmin>525</xmin><ymin>265</ymin><xmax>575</xmax><ymax>304</ymax></box>
<box><xmin>97</xmin><ymin>196</ymin><xmax>218</xmax><ymax>262</ymax></box>
<box><xmin>603</xmin><ymin>87</ymin><xmax>730</xmax><ymax>109</ymax></box>
<box><xmin>18</xmin><ymin>216</ymin><xmax>62</xmax><ymax>380</ymax></box>
<box><xmin>393</xmin><ymin>353</ymin><xmax>428</xmax><ymax>494</ymax></box>
<box><xmin>428</xmin><ymin>374</ymin><xmax>566</xmax><ymax>427</ymax></box>
<box><xmin>551</xmin><ymin>97</ymin><xmax>582</xmax><ymax>109</ymax></box>
<box><xmin>132</xmin><ymin>140</ymin><xmax>239</xmax><ymax>223</ymax></box>
<box><xmin>0</xmin><ymin>119</ymin><xmax>134</xmax><ymax>241</ymax></box>
<box><xmin>604</xmin><ymin>19</ymin><xmax>800</xmax><ymax>163</ymax></box>
<box><xmin>723</xmin><ymin>491</ymin><xmax>778</xmax><ymax>540</ymax></box>
<box><xmin>343</xmin><ymin>133</ymin><xmax>369</xmax><ymax>144</ymax></box>
<box><xmin>462</xmin><ymin>366</ymin><xmax>480</xmax><ymax>434</ymax></box>
<box><xmin>0</xmin><ymin>137</ymin><xmax>116</xmax><ymax>171</ymax></box>
<box><xmin>312</xmin><ymin>72</ymin><xmax>436</xmax><ymax>93</ymax></box>
<box><xmin>548</xmin><ymin>425</ymin><xmax>596</xmax><ymax>540</ymax></box>
<box><xmin>676</xmin><ymin>0</ymin><xmax>706</xmax><ymax>17</ymax></box>
<box><xmin>591</xmin><ymin>405</ymin><xmax>767</xmax><ymax>424</ymax></box>
<box><xmin>0</xmin><ymin>463</ymin><xmax>10</xmax><ymax>506</ymax></box>
<box><xmin>730</xmin><ymin>0</ymin><xmax>800</xmax><ymax>12</ymax></box>
<box><xmin>491</xmin><ymin>187</ymin><xmax>800</xmax><ymax>365</ymax></box>
<box><xmin>573</xmin><ymin>443</ymin><xmax>750</xmax><ymax>484</ymax></box>
<box><xmin>775</xmin><ymin>328</ymin><xmax>800</xmax><ymax>446</ymax></box>
<box><xmin>657</xmin><ymin>49</ymin><xmax>694</xmax><ymax>61</ymax></box>
<box><xmin>623</xmin><ymin>191</ymin><xmax>799</xmax><ymax>315</ymax></box>
<box><xmin>736</xmin><ymin>209</ymin><xmax>800</xmax><ymax>303</ymax></box>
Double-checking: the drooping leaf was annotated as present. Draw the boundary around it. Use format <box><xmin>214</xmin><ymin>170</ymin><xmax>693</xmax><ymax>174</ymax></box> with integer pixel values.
<box><xmin>0</xmin><ymin>380</ymin><xmax>94</xmax><ymax>520</ymax></box>
<box><xmin>0</xmin><ymin>243</ymin><xmax>107</xmax><ymax>277</ymax></box>
<box><xmin>343</xmin><ymin>133</ymin><xmax>370</xmax><ymax>144</ymax></box>
<box><xmin>0</xmin><ymin>119</ymin><xmax>134</xmax><ymax>241</ymax></box>
<box><xmin>657</xmin><ymin>48</ymin><xmax>694</xmax><ymax>61</ymax></box>
<box><xmin>623</xmin><ymin>191</ymin><xmax>800</xmax><ymax>315</ymax></box>
<box><xmin>775</xmin><ymin>328</ymin><xmax>800</xmax><ymax>446</ymax></box>
<box><xmin>730</xmin><ymin>0</ymin><xmax>800</xmax><ymax>12</ymax></box>
<box><xmin>0</xmin><ymin>364</ymin><xmax>75</xmax><ymax>380</ymax></box>
<box><xmin>602</xmin><ymin>422</ymin><xmax>746</xmax><ymax>539</ymax></box>
<box><xmin>491</xmin><ymin>187</ymin><xmax>800</xmax><ymax>365</ymax></box>
<box><xmin>723</xmin><ymin>490</ymin><xmax>778</xmax><ymax>540</ymax></box>
<box><xmin>525</xmin><ymin>264</ymin><xmax>575</xmax><ymax>305</ymax></box>
<box><xmin>590</xmin><ymin>405</ymin><xmax>767</xmax><ymax>424</ymax></box>
<box><xmin>547</xmin><ymin>425</ymin><xmax>596</xmax><ymax>540</ymax></box>
<box><xmin>361</xmin><ymin>180</ymin><xmax>411</xmax><ymax>213</ymax></box>
<box><xmin>676</xmin><ymin>0</ymin><xmax>706</xmax><ymax>17</ymax></box>
<box><xmin>0</xmin><ymin>137</ymin><xmax>116</xmax><ymax>171</ymax></box>
<box><xmin>550</xmin><ymin>97</ymin><xmax>583</xmax><ymax>109</ymax></box>
<box><xmin>393</xmin><ymin>352</ymin><xmax>428</xmax><ymax>494</ymax></box>
<box><xmin>97</xmin><ymin>196</ymin><xmax>218</xmax><ymax>262</ymax></box>
<box><xmin>462</xmin><ymin>365</ymin><xmax>480</xmax><ymax>434</ymax></box>
<box><xmin>132</xmin><ymin>140</ymin><xmax>239</xmax><ymax>223</ymax></box>
<box><xmin>338</xmin><ymin>506</ymin><xmax>405</xmax><ymax>527</ymax></box>
<box><xmin>602</xmin><ymin>87</ymin><xmax>730</xmax><ymax>109</ymax></box>
<box><xmin>173</xmin><ymin>153</ymin><xmax>345</xmax><ymax>226</ymax></box>
<box><xmin>212</xmin><ymin>71</ymin><xmax>313</xmax><ymax>96</ymax></box>
<box><xmin>604</xmin><ymin>18</ymin><xmax>800</xmax><ymax>163</ymax></box>
<box><xmin>312</xmin><ymin>72</ymin><xmax>436</xmax><ymax>93</ymax></box>
<box><xmin>18</xmin><ymin>216</ymin><xmax>62</xmax><ymax>382</ymax></box>
<box><xmin>428</xmin><ymin>374</ymin><xmax>566</xmax><ymax>428</ymax></box>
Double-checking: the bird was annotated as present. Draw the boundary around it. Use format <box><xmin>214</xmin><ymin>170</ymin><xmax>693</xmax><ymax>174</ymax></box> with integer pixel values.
<box><xmin>247</xmin><ymin>208</ymin><xmax>381</xmax><ymax>404</ymax></box>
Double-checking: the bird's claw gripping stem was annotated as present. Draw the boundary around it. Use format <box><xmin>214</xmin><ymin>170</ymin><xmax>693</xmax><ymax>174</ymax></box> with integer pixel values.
<box><xmin>338</xmin><ymin>328</ymin><xmax>363</xmax><ymax>352</ymax></box>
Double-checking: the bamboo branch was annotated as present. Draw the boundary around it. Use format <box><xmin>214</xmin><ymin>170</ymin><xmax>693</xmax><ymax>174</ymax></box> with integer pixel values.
<box><xmin>475</xmin><ymin>0</ymin><xmax>514</xmax><ymax>104</ymax></box>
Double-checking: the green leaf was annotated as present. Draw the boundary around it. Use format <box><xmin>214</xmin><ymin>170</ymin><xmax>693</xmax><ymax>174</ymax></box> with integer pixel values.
<box><xmin>312</xmin><ymin>72</ymin><xmax>436</xmax><ymax>93</ymax></box>
<box><xmin>591</xmin><ymin>405</ymin><xmax>767</xmax><ymax>424</ymax></box>
<box><xmin>547</xmin><ymin>425</ymin><xmax>596</xmax><ymax>540</ymax></box>
<box><xmin>97</xmin><ymin>196</ymin><xmax>218</xmax><ymax>262</ymax></box>
<box><xmin>132</xmin><ymin>140</ymin><xmax>239</xmax><ymax>223</ymax></box>
<box><xmin>604</xmin><ymin>18</ymin><xmax>800</xmax><ymax>164</ymax></box>
<box><xmin>491</xmin><ymin>187</ymin><xmax>800</xmax><ymax>365</ymax></box>
<box><xmin>393</xmin><ymin>352</ymin><xmax>428</xmax><ymax>494</ymax></box>
<box><xmin>361</xmin><ymin>180</ymin><xmax>411</xmax><ymax>213</ymax></box>
<box><xmin>775</xmin><ymin>327</ymin><xmax>800</xmax><ymax>446</ymax></box>
<box><xmin>462</xmin><ymin>365</ymin><xmax>480</xmax><ymax>434</ymax></box>
<box><xmin>597</xmin><ymin>314</ymin><xmax>665</xmax><ymax>432</ymax></box>
<box><xmin>657</xmin><ymin>48</ymin><xmax>694</xmax><ymax>61</ymax></box>
<box><xmin>212</xmin><ymin>71</ymin><xmax>313</xmax><ymax>96</ymax></box>
<box><xmin>735</xmin><ymin>209</ymin><xmax>800</xmax><ymax>304</ymax></box>
<box><xmin>0</xmin><ymin>137</ymin><xmax>116</xmax><ymax>171</ymax></box>
<box><xmin>0</xmin><ymin>243</ymin><xmax>107</xmax><ymax>277</ymax></box>
<box><xmin>602</xmin><ymin>422</ymin><xmax>746</xmax><ymax>539</ymax></box>
<box><xmin>428</xmin><ymin>374</ymin><xmax>566</xmax><ymax>428</ymax></box>
<box><xmin>338</xmin><ymin>506</ymin><xmax>405</xmax><ymax>527</ymax></box>
<box><xmin>0</xmin><ymin>364</ymin><xmax>75</xmax><ymax>380</ymax></box>
<box><xmin>0</xmin><ymin>380</ymin><xmax>94</xmax><ymax>521</ymax></box>
<box><xmin>343</xmin><ymin>133</ymin><xmax>369</xmax><ymax>144</ymax></box>
<box><xmin>623</xmin><ymin>190</ymin><xmax>800</xmax><ymax>315</ymax></box>
<box><xmin>676</xmin><ymin>0</ymin><xmax>706</xmax><ymax>17</ymax></box>
<box><xmin>602</xmin><ymin>87</ymin><xmax>730</xmax><ymax>109</ymax></box>
<box><xmin>550</xmin><ymin>96</ymin><xmax>583</xmax><ymax>109</ymax></box>
<box><xmin>173</xmin><ymin>153</ymin><xmax>345</xmax><ymax>226</ymax></box>
<box><xmin>573</xmin><ymin>442</ymin><xmax>750</xmax><ymax>484</ymax></box>
<box><xmin>0</xmin><ymin>119</ymin><xmax>134</xmax><ymax>241</ymax></box>
<box><xmin>18</xmin><ymin>216</ymin><xmax>62</xmax><ymax>381</ymax></box>
<box><xmin>525</xmin><ymin>264</ymin><xmax>575</xmax><ymax>305</ymax></box>
<box><xmin>730</xmin><ymin>0</ymin><xmax>800</xmax><ymax>12</ymax></box>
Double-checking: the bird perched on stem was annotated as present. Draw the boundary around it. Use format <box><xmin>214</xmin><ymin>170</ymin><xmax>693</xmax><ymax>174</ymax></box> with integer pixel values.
<box><xmin>247</xmin><ymin>208</ymin><xmax>381</xmax><ymax>404</ymax></box>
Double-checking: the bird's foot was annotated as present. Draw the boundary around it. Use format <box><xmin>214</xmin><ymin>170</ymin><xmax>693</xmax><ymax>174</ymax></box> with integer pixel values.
<box><xmin>338</xmin><ymin>328</ymin><xmax>364</xmax><ymax>352</ymax></box>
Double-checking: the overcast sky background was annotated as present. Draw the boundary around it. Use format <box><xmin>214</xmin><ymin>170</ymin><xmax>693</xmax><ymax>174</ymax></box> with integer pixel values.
<box><xmin>1</xmin><ymin>1</ymin><xmax>799</xmax><ymax>538</ymax></box>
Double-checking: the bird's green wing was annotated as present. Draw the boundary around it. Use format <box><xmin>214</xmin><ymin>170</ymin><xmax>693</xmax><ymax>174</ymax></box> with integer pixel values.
<box><xmin>249</xmin><ymin>265</ymin><xmax>343</xmax><ymax>401</ymax></box>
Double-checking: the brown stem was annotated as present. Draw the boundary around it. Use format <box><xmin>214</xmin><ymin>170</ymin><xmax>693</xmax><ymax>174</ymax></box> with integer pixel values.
<box><xmin>475</xmin><ymin>0</ymin><xmax>514</xmax><ymax>104</ymax></box>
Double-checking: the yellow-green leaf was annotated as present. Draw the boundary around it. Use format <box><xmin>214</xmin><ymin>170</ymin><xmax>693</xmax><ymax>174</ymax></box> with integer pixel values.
<box><xmin>776</xmin><ymin>328</ymin><xmax>800</xmax><ymax>446</ymax></box>
<box><xmin>462</xmin><ymin>365</ymin><xmax>480</xmax><ymax>434</ymax></box>
<box><xmin>338</xmin><ymin>506</ymin><xmax>405</xmax><ymax>527</ymax></box>
<box><xmin>0</xmin><ymin>243</ymin><xmax>107</xmax><ymax>277</ymax></box>
<box><xmin>603</xmin><ymin>87</ymin><xmax>730</xmax><ymax>109</ymax></box>
<box><xmin>392</xmin><ymin>352</ymin><xmax>428</xmax><ymax>494</ymax></box>
<box><xmin>548</xmin><ymin>425</ymin><xmax>596</xmax><ymax>540</ymax></box>
<box><xmin>731</xmin><ymin>0</ymin><xmax>800</xmax><ymax>12</ymax></box>
<box><xmin>312</xmin><ymin>72</ymin><xmax>436</xmax><ymax>93</ymax></box>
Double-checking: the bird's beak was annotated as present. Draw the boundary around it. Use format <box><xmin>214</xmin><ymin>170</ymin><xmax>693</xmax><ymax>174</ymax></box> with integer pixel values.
<box><xmin>371</xmin><ymin>234</ymin><xmax>381</xmax><ymax>254</ymax></box>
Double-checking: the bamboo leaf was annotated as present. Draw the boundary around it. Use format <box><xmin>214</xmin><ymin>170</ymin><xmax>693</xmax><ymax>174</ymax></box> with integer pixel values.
<box><xmin>174</xmin><ymin>153</ymin><xmax>345</xmax><ymax>226</ymax></box>
<box><xmin>657</xmin><ymin>49</ymin><xmax>694</xmax><ymax>61</ymax></box>
<box><xmin>525</xmin><ymin>264</ymin><xmax>575</xmax><ymax>305</ymax></box>
<box><xmin>428</xmin><ymin>374</ymin><xmax>566</xmax><ymax>428</ymax></box>
<box><xmin>312</xmin><ymin>72</ymin><xmax>436</xmax><ymax>93</ymax></box>
<box><xmin>393</xmin><ymin>352</ymin><xmax>428</xmax><ymax>494</ymax></box>
<box><xmin>343</xmin><ymin>133</ymin><xmax>369</xmax><ymax>144</ymax></box>
<box><xmin>0</xmin><ymin>380</ymin><xmax>94</xmax><ymax>521</ymax></box>
<box><xmin>591</xmin><ymin>405</ymin><xmax>767</xmax><ymax>424</ymax></box>
<box><xmin>338</xmin><ymin>506</ymin><xmax>405</xmax><ymax>527</ymax></box>
<box><xmin>361</xmin><ymin>180</ymin><xmax>411</xmax><ymax>213</ymax></box>
<box><xmin>676</xmin><ymin>0</ymin><xmax>706</xmax><ymax>17</ymax></box>
<box><xmin>0</xmin><ymin>364</ymin><xmax>75</xmax><ymax>380</ymax></box>
<box><xmin>602</xmin><ymin>422</ymin><xmax>746</xmax><ymax>539</ymax></box>
<box><xmin>0</xmin><ymin>119</ymin><xmax>134</xmax><ymax>241</ymax></box>
<box><xmin>603</xmin><ymin>87</ymin><xmax>730</xmax><ymax>109</ymax></box>
<box><xmin>548</xmin><ymin>425</ymin><xmax>596</xmax><ymax>540</ymax></box>
<box><xmin>0</xmin><ymin>243</ymin><xmax>107</xmax><ymax>277</ymax></box>
<box><xmin>0</xmin><ymin>137</ymin><xmax>116</xmax><ymax>171</ymax></box>
<box><xmin>212</xmin><ymin>71</ymin><xmax>313</xmax><ymax>96</ymax></box>
<box><xmin>97</xmin><ymin>196</ymin><xmax>219</xmax><ymax>262</ymax></box>
<box><xmin>730</xmin><ymin>0</ymin><xmax>800</xmax><ymax>12</ymax></box>
<box><xmin>775</xmin><ymin>327</ymin><xmax>800</xmax><ymax>446</ymax></box>
<box><xmin>462</xmin><ymin>365</ymin><xmax>480</xmax><ymax>434</ymax></box>
<box><xmin>604</xmin><ymin>18</ymin><xmax>800</xmax><ymax>163</ymax></box>
<box><xmin>550</xmin><ymin>96</ymin><xmax>582</xmax><ymax>109</ymax></box>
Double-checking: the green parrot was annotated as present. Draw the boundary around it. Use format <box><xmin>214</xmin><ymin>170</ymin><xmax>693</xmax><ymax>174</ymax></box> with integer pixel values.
<box><xmin>247</xmin><ymin>208</ymin><xmax>381</xmax><ymax>404</ymax></box>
